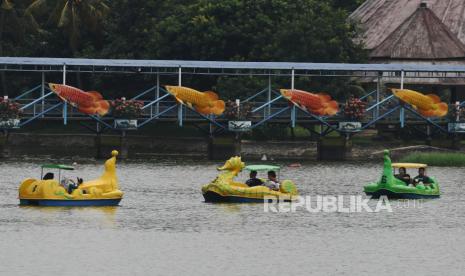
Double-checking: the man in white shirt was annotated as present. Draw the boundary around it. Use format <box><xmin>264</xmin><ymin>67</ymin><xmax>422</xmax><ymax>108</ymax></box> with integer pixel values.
<box><xmin>264</xmin><ymin>171</ymin><xmax>280</xmax><ymax>191</ymax></box>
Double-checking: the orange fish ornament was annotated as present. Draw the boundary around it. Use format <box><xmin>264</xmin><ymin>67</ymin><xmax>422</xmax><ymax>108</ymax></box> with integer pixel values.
<box><xmin>280</xmin><ymin>89</ymin><xmax>339</xmax><ymax>116</ymax></box>
<box><xmin>165</xmin><ymin>86</ymin><xmax>225</xmax><ymax>115</ymax></box>
<box><xmin>48</xmin><ymin>83</ymin><xmax>110</xmax><ymax>116</ymax></box>
<box><xmin>391</xmin><ymin>88</ymin><xmax>448</xmax><ymax>117</ymax></box>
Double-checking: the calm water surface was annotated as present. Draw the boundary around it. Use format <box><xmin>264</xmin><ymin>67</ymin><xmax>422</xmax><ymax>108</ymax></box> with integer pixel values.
<box><xmin>1</xmin><ymin>158</ymin><xmax>465</xmax><ymax>275</ymax></box>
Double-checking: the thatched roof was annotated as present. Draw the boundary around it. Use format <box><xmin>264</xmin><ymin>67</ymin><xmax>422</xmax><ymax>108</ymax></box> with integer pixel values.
<box><xmin>351</xmin><ymin>0</ymin><xmax>465</xmax><ymax>50</ymax></box>
<box><xmin>370</xmin><ymin>4</ymin><xmax>465</xmax><ymax>60</ymax></box>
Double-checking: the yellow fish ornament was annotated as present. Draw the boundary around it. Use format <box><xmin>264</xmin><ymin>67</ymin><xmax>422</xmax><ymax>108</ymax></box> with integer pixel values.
<box><xmin>391</xmin><ymin>88</ymin><xmax>448</xmax><ymax>117</ymax></box>
<box><xmin>165</xmin><ymin>86</ymin><xmax>225</xmax><ymax>115</ymax></box>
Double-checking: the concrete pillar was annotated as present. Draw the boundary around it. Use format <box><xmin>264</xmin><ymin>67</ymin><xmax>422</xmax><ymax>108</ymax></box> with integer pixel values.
<box><xmin>425</xmin><ymin>125</ymin><xmax>432</xmax><ymax>146</ymax></box>
<box><xmin>120</xmin><ymin>131</ymin><xmax>129</xmax><ymax>159</ymax></box>
<box><xmin>95</xmin><ymin>135</ymin><xmax>103</xmax><ymax>159</ymax></box>
<box><xmin>0</xmin><ymin>131</ymin><xmax>8</xmax><ymax>158</ymax></box>
<box><xmin>208</xmin><ymin>135</ymin><xmax>241</xmax><ymax>160</ymax></box>
<box><xmin>317</xmin><ymin>136</ymin><xmax>352</xmax><ymax>161</ymax></box>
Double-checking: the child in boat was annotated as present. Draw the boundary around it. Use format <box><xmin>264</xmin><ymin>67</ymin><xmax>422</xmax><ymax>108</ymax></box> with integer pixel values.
<box><xmin>264</xmin><ymin>171</ymin><xmax>280</xmax><ymax>191</ymax></box>
<box><xmin>395</xmin><ymin>167</ymin><xmax>411</xmax><ymax>185</ymax></box>
<box><xmin>413</xmin><ymin>168</ymin><xmax>433</xmax><ymax>186</ymax></box>
<box><xmin>246</xmin><ymin>171</ymin><xmax>263</xmax><ymax>187</ymax></box>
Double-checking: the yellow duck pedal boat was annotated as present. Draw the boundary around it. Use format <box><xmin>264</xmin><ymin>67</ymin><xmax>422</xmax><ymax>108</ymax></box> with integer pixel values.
<box><xmin>19</xmin><ymin>150</ymin><xmax>123</xmax><ymax>206</ymax></box>
<box><xmin>202</xmin><ymin>156</ymin><xmax>298</xmax><ymax>203</ymax></box>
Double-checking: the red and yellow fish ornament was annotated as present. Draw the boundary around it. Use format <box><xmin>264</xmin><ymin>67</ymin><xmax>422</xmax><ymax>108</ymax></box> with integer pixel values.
<box><xmin>280</xmin><ymin>89</ymin><xmax>339</xmax><ymax>116</ymax></box>
<box><xmin>48</xmin><ymin>83</ymin><xmax>110</xmax><ymax>116</ymax></box>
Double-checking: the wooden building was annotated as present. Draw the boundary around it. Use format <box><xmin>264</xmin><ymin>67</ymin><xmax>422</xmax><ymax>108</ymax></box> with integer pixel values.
<box><xmin>351</xmin><ymin>1</ymin><xmax>465</xmax><ymax>100</ymax></box>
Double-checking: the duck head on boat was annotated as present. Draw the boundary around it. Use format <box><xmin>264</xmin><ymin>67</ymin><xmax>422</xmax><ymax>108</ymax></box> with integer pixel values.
<box><xmin>364</xmin><ymin>150</ymin><xmax>440</xmax><ymax>199</ymax></box>
<box><xmin>18</xmin><ymin>150</ymin><xmax>123</xmax><ymax>206</ymax></box>
<box><xmin>202</xmin><ymin>156</ymin><xmax>298</xmax><ymax>203</ymax></box>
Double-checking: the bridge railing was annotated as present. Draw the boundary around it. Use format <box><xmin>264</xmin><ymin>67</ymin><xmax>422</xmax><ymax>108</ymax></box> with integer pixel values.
<box><xmin>8</xmin><ymin>84</ymin><xmax>455</xmax><ymax>134</ymax></box>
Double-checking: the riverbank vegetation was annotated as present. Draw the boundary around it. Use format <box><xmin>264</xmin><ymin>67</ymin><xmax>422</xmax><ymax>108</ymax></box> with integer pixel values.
<box><xmin>400</xmin><ymin>152</ymin><xmax>465</xmax><ymax>167</ymax></box>
<box><xmin>1</xmin><ymin>0</ymin><xmax>367</xmax><ymax>98</ymax></box>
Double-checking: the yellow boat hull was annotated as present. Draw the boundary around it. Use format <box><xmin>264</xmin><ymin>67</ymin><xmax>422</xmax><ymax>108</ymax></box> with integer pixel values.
<box><xmin>19</xmin><ymin>151</ymin><xmax>123</xmax><ymax>206</ymax></box>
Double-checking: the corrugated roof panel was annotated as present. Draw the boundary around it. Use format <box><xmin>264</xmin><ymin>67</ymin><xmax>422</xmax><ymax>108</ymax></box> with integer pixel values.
<box><xmin>2</xmin><ymin>57</ymin><xmax>465</xmax><ymax>72</ymax></box>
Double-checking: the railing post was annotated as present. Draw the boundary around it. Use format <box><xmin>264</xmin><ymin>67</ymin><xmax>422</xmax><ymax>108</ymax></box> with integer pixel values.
<box><xmin>178</xmin><ymin>66</ymin><xmax>183</xmax><ymax>127</ymax></box>
<box><xmin>400</xmin><ymin>70</ymin><xmax>405</xmax><ymax>128</ymax></box>
<box><xmin>267</xmin><ymin>74</ymin><xmax>271</xmax><ymax>117</ymax></box>
<box><xmin>376</xmin><ymin>71</ymin><xmax>381</xmax><ymax>119</ymax></box>
<box><xmin>156</xmin><ymin>73</ymin><xmax>160</xmax><ymax>115</ymax></box>
<box><xmin>41</xmin><ymin>72</ymin><xmax>45</xmax><ymax>117</ymax></box>
<box><xmin>291</xmin><ymin>104</ymin><xmax>296</xmax><ymax>128</ymax></box>
<box><xmin>63</xmin><ymin>63</ymin><xmax>67</xmax><ymax>125</ymax></box>
<box><xmin>291</xmin><ymin>68</ymin><xmax>296</xmax><ymax>126</ymax></box>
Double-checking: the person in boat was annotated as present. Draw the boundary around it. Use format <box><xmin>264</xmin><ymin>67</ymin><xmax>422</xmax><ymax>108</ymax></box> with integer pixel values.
<box><xmin>43</xmin><ymin>172</ymin><xmax>54</xmax><ymax>180</ymax></box>
<box><xmin>246</xmin><ymin>171</ymin><xmax>263</xmax><ymax>187</ymax></box>
<box><xmin>61</xmin><ymin>177</ymin><xmax>79</xmax><ymax>194</ymax></box>
<box><xmin>413</xmin><ymin>168</ymin><xmax>433</xmax><ymax>186</ymax></box>
<box><xmin>394</xmin><ymin>167</ymin><xmax>411</xmax><ymax>185</ymax></box>
<box><xmin>264</xmin><ymin>171</ymin><xmax>280</xmax><ymax>191</ymax></box>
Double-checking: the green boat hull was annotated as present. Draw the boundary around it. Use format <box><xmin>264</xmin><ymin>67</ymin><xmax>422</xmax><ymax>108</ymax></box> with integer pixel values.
<box><xmin>364</xmin><ymin>150</ymin><xmax>440</xmax><ymax>199</ymax></box>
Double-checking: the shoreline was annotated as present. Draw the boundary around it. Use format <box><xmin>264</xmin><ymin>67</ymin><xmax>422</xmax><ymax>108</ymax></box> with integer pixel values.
<box><xmin>1</xmin><ymin>132</ymin><xmax>463</xmax><ymax>162</ymax></box>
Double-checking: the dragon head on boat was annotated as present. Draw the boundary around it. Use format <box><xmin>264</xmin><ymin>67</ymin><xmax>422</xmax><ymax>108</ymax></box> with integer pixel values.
<box><xmin>217</xmin><ymin>156</ymin><xmax>245</xmax><ymax>175</ymax></box>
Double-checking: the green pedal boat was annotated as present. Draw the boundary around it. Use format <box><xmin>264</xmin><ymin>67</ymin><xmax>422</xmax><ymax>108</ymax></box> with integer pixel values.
<box><xmin>364</xmin><ymin>150</ymin><xmax>440</xmax><ymax>199</ymax></box>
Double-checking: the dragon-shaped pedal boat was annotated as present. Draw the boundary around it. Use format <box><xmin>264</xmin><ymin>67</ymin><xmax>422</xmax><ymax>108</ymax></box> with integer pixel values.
<box><xmin>202</xmin><ymin>156</ymin><xmax>298</xmax><ymax>203</ymax></box>
<box><xmin>18</xmin><ymin>150</ymin><xmax>123</xmax><ymax>206</ymax></box>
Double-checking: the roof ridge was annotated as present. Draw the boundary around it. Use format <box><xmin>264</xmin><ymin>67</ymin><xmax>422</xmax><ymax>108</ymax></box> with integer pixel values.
<box><xmin>371</xmin><ymin>4</ymin><xmax>465</xmax><ymax>59</ymax></box>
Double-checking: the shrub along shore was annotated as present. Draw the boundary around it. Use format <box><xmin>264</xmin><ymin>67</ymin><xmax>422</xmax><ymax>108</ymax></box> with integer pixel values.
<box><xmin>400</xmin><ymin>152</ymin><xmax>465</xmax><ymax>167</ymax></box>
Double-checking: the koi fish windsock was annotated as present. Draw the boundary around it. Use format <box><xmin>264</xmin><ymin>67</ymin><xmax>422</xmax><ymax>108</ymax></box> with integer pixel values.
<box><xmin>391</xmin><ymin>88</ymin><xmax>448</xmax><ymax>117</ymax></box>
<box><xmin>165</xmin><ymin>86</ymin><xmax>225</xmax><ymax>115</ymax></box>
<box><xmin>48</xmin><ymin>83</ymin><xmax>110</xmax><ymax>116</ymax></box>
<box><xmin>280</xmin><ymin>89</ymin><xmax>339</xmax><ymax>116</ymax></box>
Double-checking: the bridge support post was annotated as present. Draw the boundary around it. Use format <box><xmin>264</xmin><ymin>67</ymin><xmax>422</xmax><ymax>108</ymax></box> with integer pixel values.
<box><xmin>62</xmin><ymin>64</ymin><xmax>68</xmax><ymax>125</ymax></box>
<box><xmin>425</xmin><ymin>125</ymin><xmax>432</xmax><ymax>145</ymax></box>
<box><xmin>452</xmin><ymin>134</ymin><xmax>461</xmax><ymax>150</ymax></box>
<box><xmin>120</xmin><ymin>130</ymin><xmax>129</xmax><ymax>159</ymax></box>
<box><xmin>41</xmin><ymin>72</ymin><xmax>45</xmax><ymax>116</ymax></box>
<box><xmin>317</xmin><ymin>135</ymin><xmax>352</xmax><ymax>161</ymax></box>
<box><xmin>156</xmin><ymin>73</ymin><xmax>160</xmax><ymax>114</ymax></box>
<box><xmin>399</xmin><ymin>70</ymin><xmax>405</xmax><ymax>128</ymax></box>
<box><xmin>94</xmin><ymin>123</ymin><xmax>103</xmax><ymax>159</ymax></box>
<box><xmin>376</xmin><ymin>72</ymin><xmax>382</xmax><ymax>119</ymax></box>
<box><xmin>0</xmin><ymin>130</ymin><xmax>10</xmax><ymax>158</ymax></box>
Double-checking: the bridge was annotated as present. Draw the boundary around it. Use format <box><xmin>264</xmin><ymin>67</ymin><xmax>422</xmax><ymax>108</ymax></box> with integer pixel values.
<box><xmin>2</xmin><ymin>57</ymin><xmax>465</xmax><ymax>138</ymax></box>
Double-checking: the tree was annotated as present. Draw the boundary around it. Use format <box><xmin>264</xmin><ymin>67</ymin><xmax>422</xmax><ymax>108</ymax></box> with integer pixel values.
<box><xmin>332</xmin><ymin>0</ymin><xmax>365</xmax><ymax>12</ymax></box>
<box><xmin>26</xmin><ymin>0</ymin><xmax>110</xmax><ymax>55</ymax></box>
<box><xmin>100</xmin><ymin>0</ymin><xmax>367</xmax><ymax>98</ymax></box>
<box><xmin>0</xmin><ymin>0</ymin><xmax>40</xmax><ymax>96</ymax></box>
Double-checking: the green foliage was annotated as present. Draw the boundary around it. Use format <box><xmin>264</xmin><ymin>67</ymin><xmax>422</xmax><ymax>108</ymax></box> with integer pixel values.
<box><xmin>2</xmin><ymin>0</ymin><xmax>368</xmax><ymax>100</ymax></box>
<box><xmin>400</xmin><ymin>152</ymin><xmax>465</xmax><ymax>167</ymax></box>
<box><xmin>104</xmin><ymin>0</ymin><xmax>365</xmax><ymax>63</ymax></box>
<box><xmin>26</xmin><ymin>0</ymin><xmax>110</xmax><ymax>54</ymax></box>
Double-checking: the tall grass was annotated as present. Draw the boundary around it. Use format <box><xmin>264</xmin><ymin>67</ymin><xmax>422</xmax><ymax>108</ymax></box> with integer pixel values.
<box><xmin>400</xmin><ymin>152</ymin><xmax>465</xmax><ymax>167</ymax></box>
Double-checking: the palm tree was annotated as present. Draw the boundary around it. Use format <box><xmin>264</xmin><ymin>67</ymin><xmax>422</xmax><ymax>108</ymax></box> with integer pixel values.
<box><xmin>26</xmin><ymin>0</ymin><xmax>110</xmax><ymax>54</ymax></box>
<box><xmin>27</xmin><ymin>0</ymin><xmax>109</xmax><ymax>87</ymax></box>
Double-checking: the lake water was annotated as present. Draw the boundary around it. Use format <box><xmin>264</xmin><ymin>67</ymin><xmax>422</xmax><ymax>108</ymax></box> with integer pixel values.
<box><xmin>1</xmin><ymin>158</ymin><xmax>465</xmax><ymax>275</ymax></box>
